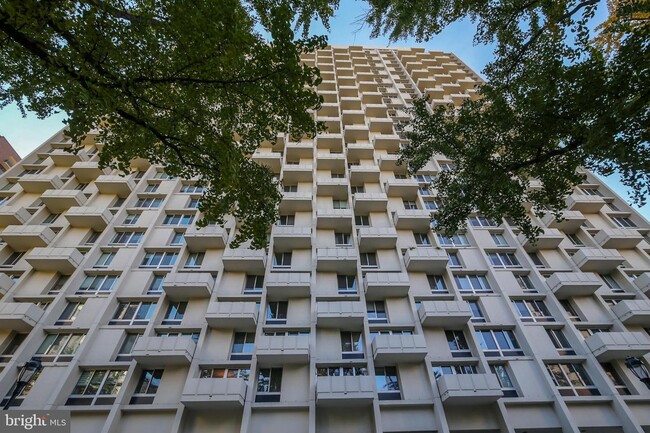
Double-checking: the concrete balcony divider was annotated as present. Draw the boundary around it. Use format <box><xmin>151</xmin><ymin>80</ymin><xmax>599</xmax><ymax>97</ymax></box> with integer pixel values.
<box><xmin>205</xmin><ymin>302</ymin><xmax>258</xmax><ymax>329</ymax></box>
<box><xmin>436</xmin><ymin>374</ymin><xmax>503</xmax><ymax>405</ymax></box>
<box><xmin>181</xmin><ymin>377</ymin><xmax>247</xmax><ymax>408</ymax></box>
<box><xmin>162</xmin><ymin>272</ymin><xmax>214</xmax><ymax>300</ymax></box>
<box><xmin>184</xmin><ymin>225</ymin><xmax>228</xmax><ymax>251</ymax></box>
<box><xmin>1</xmin><ymin>225</ymin><xmax>56</xmax><ymax>251</ymax></box>
<box><xmin>256</xmin><ymin>335</ymin><xmax>310</xmax><ymax>364</ymax></box>
<box><xmin>132</xmin><ymin>335</ymin><xmax>196</xmax><ymax>366</ymax></box>
<box><xmin>65</xmin><ymin>206</ymin><xmax>113</xmax><ymax>229</ymax></box>
<box><xmin>403</xmin><ymin>248</ymin><xmax>448</xmax><ymax>272</ymax></box>
<box><xmin>316</xmin><ymin>301</ymin><xmax>366</xmax><ymax>328</ymax></box>
<box><xmin>316</xmin><ymin>376</ymin><xmax>374</xmax><ymax>406</ymax></box>
<box><xmin>0</xmin><ymin>302</ymin><xmax>44</xmax><ymax>331</ymax></box>
<box><xmin>585</xmin><ymin>332</ymin><xmax>650</xmax><ymax>361</ymax></box>
<box><xmin>266</xmin><ymin>272</ymin><xmax>311</xmax><ymax>298</ymax></box>
<box><xmin>372</xmin><ymin>334</ymin><xmax>427</xmax><ymax>363</ymax></box>
<box><xmin>571</xmin><ymin>248</ymin><xmax>625</xmax><ymax>272</ymax></box>
<box><xmin>594</xmin><ymin>228</ymin><xmax>644</xmax><ymax>249</ymax></box>
<box><xmin>418</xmin><ymin>301</ymin><xmax>472</xmax><ymax>329</ymax></box>
<box><xmin>547</xmin><ymin>272</ymin><xmax>602</xmax><ymax>298</ymax></box>
<box><xmin>24</xmin><ymin>247</ymin><xmax>84</xmax><ymax>274</ymax></box>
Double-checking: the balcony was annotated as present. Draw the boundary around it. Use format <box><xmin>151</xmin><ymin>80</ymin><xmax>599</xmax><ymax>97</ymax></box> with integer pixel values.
<box><xmin>633</xmin><ymin>273</ymin><xmax>650</xmax><ymax>295</ymax></box>
<box><xmin>418</xmin><ymin>301</ymin><xmax>472</xmax><ymax>329</ymax></box>
<box><xmin>279</xmin><ymin>192</ymin><xmax>313</xmax><ymax>213</ymax></box>
<box><xmin>571</xmin><ymin>248</ymin><xmax>625</xmax><ymax>272</ymax></box>
<box><xmin>0</xmin><ymin>206</ymin><xmax>31</xmax><ymax>226</ymax></box>
<box><xmin>271</xmin><ymin>226</ymin><xmax>312</xmax><ymax>249</ymax></box>
<box><xmin>349</xmin><ymin>165</ymin><xmax>380</xmax><ymax>183</ymax></box>
<box><xmin>403</xmin><ymin>248</ymin><xmax>448</xmax><ymax>272</ymax></box>
<box><xmin>547</xmin><ymin>272</ymin><xmax>602</xmax><ymax>298</ymax></box>
<box><xmin>17</xmin><ymin>174</ymin><xmax>63</xmax><ymax>193</ymax></box>
<box><xmin>184</xmin><ymin>226</ymin><xmax>228</xmax><ymax>251</ymax></box>
<box><xmin>373</xmin><ymin>135</ymin><xmax>401</xmax><ymax>153</ymax></box>
<box><xmin>265</xmin><ymin>272</ymin><xmax>311</xmax><ymax>299</ymax></box>
<box><xmin>24</xmin><ymin>247</ymin><xmax>84</xmax><ymax>274</ymax></box>
<box><xmin>612</xmin><ymin>300</ymin><xmax>650</xmax><ymax>325</ymax></box>
<box><xmin>41</xmin><ymin>189</ymin><xmax>87</xmax><ymax>213</ymax></box>
<box><xmin>541</xmin><ymin>211</ymin><xmax>586</xmax><ymax>233</ymax></box>
<box><xmin>585</xmin><ymin>332</ymin><xmax>650</xmax><ymax>362</ymax></box>
<box><xmin>357</xmin><ymin>227</ymin><xmax>398</xmax><ymax>250</ymax></box>
<box><xmin>372</xmin><ymin>334</ymin><xmax>427</xmax><ymax>364</ymax></box>
<box><xmin>316</xmin><ymin>376</ymin><xmax>374</xmax><ymax>406</ymax></box>
<box><xmin>256</xmin><ymin>335</ymin><xmax>310</xmax><ymax>364</ymax></box>
<box><xmin>566</xmin><ymin>194</ymin><xmax>606</xmax><ymax>213</ymax></box>
<box><xmin>222</xmin><ymin>248</ymin><xmax>266</xmax><ymax>273</ymax></box>
<box><xmin>353</xmin><ymin>193</ymin><xmax>388</xmax><ymax>213</ymax></box>
<box><xmin>437</xmin><ymin>374</ymin><xmax>503</xmax><ymax>405</ymax></box>
<box><xmin>181</xmin><ymin>378</ymin><xmax>247</xmax><ymax>409</ymax></box>
<box><xmin>377</xmin><ymin>154</ymin><xmax>405</xmax><ymax>172</ymax></box>
<box><xmin>345</xmin><ymin>140</ymin><xmax>374</xmax><ymax>159</ymax></box>
<box><xmin>1</xmin><ymin>225</ymin><xmax>55</xmax><ymax>251</ymax></box>
<box><xmin>0</xmin><ymin>303</ymin><xmax>44</xmax><ymax>331</ymax></box>
<box><xmin>364</xmin><ymin>272</ymin><xmax>410</xmax><ymax>299</ymax></box>
<box><xmin>316</xmin><ymin>209</ymin><xmax>353</xmax><ymax>231</ymax></box>
<box><xmin>384</xmin><ymin>178</ymin><xmax>419</xmax><ymax>199</ymax></box>
<box><xmin>282</xmin><ymin>164</ymin><xmax>313</xmax><ymax>183</ymax></box>
<box><xmin>393</xmin><ymin>209</ymin><xmax>432</xmax><ymax>231</ymax></box>
<box><xmin>316</xmin><ymin>153</ymin><xmax>345</xmax><ymax>171</ymax></box>
<box><xmin>64</xmin><ymin>206</ymin><xmax>113</xmax><ymax>229</ymax></box>
<box><xmin>252</xmin><ymin>152</ymin><xmax>282</xmax><ymax>173</ymax></box>
<box><xmin>594</xmin><ymin>228</ymin><xmax>644</xmax><ymax>249</ymax></box>
<box><xmin>316</xmin><ymin>301</ymin><xmax>365</xmax><ymax>328</ymax></box>
<box><xmin>206</xmin><ymin>301</ymin><xmax>258</xmax><ymax>329</ymax></box>
<box><xmin>71</xmin><ymin>161</ymin><xmax>110</xmax><ymax>183</ymax></box>
<box><xmin>369</xmin><ymin>118</ymin><xmax>394</xmax><ymax>134</ymax></box>
<box><xmin>94</xmin><ymin>174</ymin><xmax>135</xmax><ymax>197</ymax></box>
<box><xmin>0</xmin><ymin>274</ymin><xmax>14</xmax><ymax>297</ymax></box>
<box><xmin>162</xmin><ymin>272</ymin><xmax>214</xmax><ymax>300</ymax></box>
<box><xmin>48</xmin><ymin>148</ymin><xmax>88</xmax><ymax>166</ymax></box>
<box><xmin>316</xmin><ymin>248</ymin><xmax>357</xmax><ymax>272</ymax></box>
<box><xmin>316</xmin><ymin>178</ymin><xmax>348</xmax><ymax>198</ymax></box>
<box><xmin>132</xmin><ymin>336</ymin><xmax>196</xmax><ymax>366</ymax></box>
<box><xmin>517</xmin><ymin>228</ymin><xmax>564</xmax><ymax>252</ymax></box>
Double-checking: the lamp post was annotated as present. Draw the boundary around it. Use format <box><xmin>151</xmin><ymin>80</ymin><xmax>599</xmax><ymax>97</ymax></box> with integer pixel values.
<box><xmin>625</xmin><ymin>356</ymin><xmax>650</xmax><ymax>390</ymax></box>
<box><xmin>2</xmin><ymin>357</ymin><xmax>42</xmax><ymax>410</ymax></box>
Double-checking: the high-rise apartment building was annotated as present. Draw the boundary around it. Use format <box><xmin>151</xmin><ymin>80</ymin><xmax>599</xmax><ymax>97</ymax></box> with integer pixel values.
<box><xmin>0</xmin><ymin>45</ymin><xmax>649</xmax><ymax>433</ymax></box>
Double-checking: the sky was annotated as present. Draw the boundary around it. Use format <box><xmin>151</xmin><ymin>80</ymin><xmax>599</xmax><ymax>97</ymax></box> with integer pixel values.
<box><xmin>0</xmin><ymin>1</ymin><xmax>646</xmax><ymax>218</ymax></box>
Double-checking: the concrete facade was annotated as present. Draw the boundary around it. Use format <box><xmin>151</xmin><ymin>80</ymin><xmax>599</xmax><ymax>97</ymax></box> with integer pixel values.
<box><xmin>0</xmin><ymin>45</ymin><xmax>649</xmax><ymax>433</ymax></box>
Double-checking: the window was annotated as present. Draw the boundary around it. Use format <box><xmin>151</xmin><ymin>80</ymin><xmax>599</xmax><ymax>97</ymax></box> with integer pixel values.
<box><xmin>231</xmin><ymin>332</ymin><xmax>255</xmax><ymax>360</ymax></box>
<box><xmin>116</xmin><ymin>333</ymin><xmax>141</xmax><ymax>361</ymax></box>
<box><xmin>369</xmin><ymin>329</ymin><xmax>413</xmax><ymax>339</ymax></box>
<box><xmin>170</xmin><ymin>232</ymin><xmax>185</xmax><ymax>245</ymax></box>
<box><xmin>273</xmin><ymin>252</ymin><xmax>292</xmax><ymax>268</ymax></box>
<box><xmin>403</xmin><ymin>200</ymin><xmax>418</xmax><ymax>210</ymax></box>
<box><xmin>42</xmin><ymin>213</ymin><xmax>60</xmax><ymax>224</ymax></box>
<box><xmin>335</xmin><ymin>232</ymin><xmax>352</xmax><ymax>246</ymax></box>
<box><xmin>110</xmin><ymin>302</ymin><xmax>156</xmax><ymax>325</ymax></box>
<box><xmin>437</xmin><ymin>233</ymin><xmax>470</xmax><ymax>247</ymax></box>
<box><xmin>419</xmin><ymin>187</ymin><xmax>432</xmax><ymax>196</ymax></box>
<box><xmin>367</xmin><ymin>301</ymin><xmax>387</xmax><ymax>323</ymax></box>
<box><xmin>162</xmin><ymin>214</ymin><xmax>194</xmax><ymax>226</ymax></box>
<box><xmin>341</xmin><ymin>332</ymin><xmax>364</xmax><ymax>359</ymax></box>
<box><xmin>567</xmin><ymin>233</ymin><xmax>584</xmax><ymax>246</ymax></box>
<box><xmin>432</xmin><ymin>365</ymin><xmax>477</xmax><ymax>379</ymax></box>
<box><xmin>351</xmin><ymin>185</ymin><xmax>365</xmax><ymax>194</ymax></box>
<box><xmin>147</xmin><ymin>275</ymin><xmax>165</xmax><ymax>294</ymax></box>
<box><xmin>528</xmin><ymin>252</ymin><xmax>545</xmax><ymax>268</ymax></box>
<box><xmin>337</xmin><ymin>275</ymin><xmax>357</xmax><ymax>294</ymax></box>
<box><xmin>424</xmin><ymin>199</ymin><xmax>442</xmax><ymax>210</ymax></box>
<box><xmin>188</xmin><ymin>198</ymin><xmax>200</xmax><ymax>209</ymax></box>
<box><xmin>278</xmin><ymin>215</ymin><xmax>295</xmax><ymax>226</ymax></box>
<box><xmin>144</xmin><ymin>183</ymin><xmax>159</xmax><ymax>193</ymax></box>
<box><xmin>77</xmin><ymin>275</ymin><xmax>119</xmax><ymax>295</ymax></box>
<box><xmin>468</xmin><ymin>301</ymin><xmax>485</xmax><ymax>323</ymax></box>
<box><xmin>112</xmin><ymin>197</ymin><xmax>126</xmax><ymax>208</ymax></box>
<box><xmin>245</xmin><ymin>275</ymin><xmax>264</xmax><ymax>293</ymax></box>
<box><xmin>515</xmin><ymin>274</ymin><xmax>536</xmax><ymax>292</ymax></box>
<box><xmin>427</xmin><ymin>275</ymin><xmax>448</xmax><ymax>293</ymax></box>
<box><xmin>475</xmin><ymin>330</ymin><xmax>524</xmax><ymax>357</ymax></box>
<box><xmin>546</xmin><ymin>329</ymin><xmax>575</xmax><ymax>355</ymax></box>
<box><xmin>66</xmin><ymin>370</ymin><xmax>127</xmax><ymax>406</ymax></box>
<box><xmin>468</xmin><ymin>216</ymin><xmax>498</xmax><ymax>227</ymax></box>
<box><xmin>414</xmin><ymin>174</ymin><xmax>436</xmax><ymax>183</ymax></box>
<box><xmin>2</xmin><ymin>252</ymin><xmax>24</xmax><ymax>266</ymax></box>
<box><xmin>130</xmin><ymin>369</ymin><xmax>164</xmax><ymax>404</ymax></box>
<box><xmin>333</xmin><ymin>199</ymin><xmax>349</xmax><ymax>209</ymax></box>
<box><xmin>163</xmin><ymin>302</ymin><xmax>187</xmax><ymax>325</ymax></box>
<box><xmin>513</xmin><ymin>300</ymin><xmax>554</xmax><ymax>322</ymax></box>
<box><xmin>546</xmin><ymin>363</ymin><xmax>599</xmax><ymax>396</ymax></box>
<box><xmin>612</xmin><ymin>217</ymin><xmax>636</xmax><ymax>228</ymax></box>
<box><xmin>35</xmin><ymin>333</ymin><xmax>85</xmax><ymax>362</ymax></box>
<box><xmin>601</xmin><ymin>274</ymin><xmax>624</xmax><ymax>293</ymax></box>
<box><xmin>283</xmin><ymin>185</ymin><xmax>298</xmax><ymax>193</ymax></box>
<box><xmin>580</xmin><ymin>187</ymin><xmax>602</xmax><ymax>196</ymax></box>
<box><xmin>491</xmin><ymin>233</ymin><xmax>508</xmax><ymax>246</ymax></box>
<box><xmin>580</xmin><ymin>327</ymin><xmax>609</xmax><ymax>338</ymax></box>
<box><xmin>0</xmin><ymin>368</ymin><xmax>41</xmax><ymax>407</ymax></box>
<box><xmin>200</xmin><ymin>367</ymin><xmax>250</xmax><ymax>380</ymax></box>
<box><xmin>448</xmin><ymin>253</ymin><xmax>461</xmax><ymax>268</ymax></box>
<box><xmin>454</xmin><ymin>274</ymin><xmax>492</xmax><ymax>293</ymax></box>
<box><xmin>0</xmin><ymin>333</ymin><xmax>27</xmax><ymax>363</ymax></box>
<box><xmin>157</xmin><ymin>331</ymin><xmax>200</xmax><ymax>343</ymax></box>
<box><xmin>134</xmin><ymin>197</ymin><xmax>163</xmax><ymax>208</ymax></box>
<box><xmin>317</xmin><ymin>366</ymin><xmax>368</xmax><ymax>377</ymax></box>
<box><xmin>140</xmin><ymin>252</ymin><xmax>178</xmax><ymax>268</ymax></box>
<box><xmin>154</xmin><ymin>171</ymin><xmax>174</xmax><ymax>180</ymax></box>
<box><xmin>94</xmin><ymin>252</ymin><xmax>115</xmax><ymax>268</ymax></box>
<box><xmin>600</xmin><ymin>363</ymin><xmax>630</xmax><ymax>395</ymax></box>
<box><xmin>84</xmin><ymin>231</ymin><xmax>101</xmax><ymax>245</ymax></box>
<box><xmin>256</xmin><ymin>368</ymin><xmax>282</xmax><ymax>402</ymax></box>
<box><xmin>55</xmin><ymin>302</ymin><xmax>84</xmax><ymax>325</ymax></box>
<box><xmin>266</xmin><ymin>301</ymin><xmax>288</xmax><ymax>324</ymax></box>
<box><xmin>180</xmin><ymin>184</ymin><xmax>204</xmax><ymax>193</ymax></box>
<box><xmin>123</xmin><ymin>213</ymin><xmax>140</xmax><ymax>225</ymax></box>
<box><xmin>445</xmin><ymin>330</ymin><xmax>471</xmax><ymax>357</ymax></box>
<box><xmin>439</xmin><ymin>162</ymin><xmax>456</xmax><ymax>172</ymax></box>
<box><xmin>488</xmin><ymin>252</ymin><xmax>521</xmax><ymax>268</ymax></box>
<box><xmin>110</xmin><ymin>231</ymin><xmax>143</xmax><ymax>245</ymax></box>
<box><xmin>48</xmin><ymin>275</ymin><xmax>68</xmax><ymax>294</ymax></box>
<box><xmin>560</xmin><ymin>300</ymin><xmax>581</xmax><ymax>322</ymax></box>
<box><xmin>355</xmin><ymin>215</ymin><xmax>370</xmax><ymax>226</ymax></box>
<box><xmin>491</xmin><ymin>365</ymin><xmax>518</xmax><ymax>397</ymax></box>
<box><xmin>414</xmin><ymin>233</ymin><xmax>431</xmax><ymax>246</ymax></box>
<box><xmin>375</xmin><ymin>366</ymin><xmax>400</xmax><ymax>400</ymax></box>
<box><xmin>360</xmin><ymin>252</ymin><xmax>378</xmax><ymax>268</ymax></box>
<box><xmin>184</xmin><ymin>252</ymin><xmax>205</xmax><ymax>268</ymax></box>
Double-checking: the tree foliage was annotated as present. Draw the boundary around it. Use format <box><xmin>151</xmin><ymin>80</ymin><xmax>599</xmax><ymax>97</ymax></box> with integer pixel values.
<box><xmin>363</xmin><ymin>0</ymin><xmax>650</xmax><ymax>239</ymax></box>
<box><xmin>0</xmin><ymin>0</ymin><xmax>329</xmax><ymax>248</ymax></box>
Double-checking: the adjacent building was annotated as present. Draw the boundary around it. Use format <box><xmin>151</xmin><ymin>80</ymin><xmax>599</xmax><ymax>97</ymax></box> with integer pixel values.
<box><xmin>0</xmin><ymin>45</ymin><xmax>649</xmax><ymax>433</ymax></box>
<box><xmin>0</xmin><ymin>135</ymin><xmax>21</xmax><ymax>174</ymax></box>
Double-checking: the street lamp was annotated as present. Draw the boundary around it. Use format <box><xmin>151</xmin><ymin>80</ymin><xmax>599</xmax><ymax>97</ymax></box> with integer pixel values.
<box><xmin>625</xmin><ymin>356</ymin><xmax>650</xmax><ymax>390</ymax></box>
<box><xmin>2</xmin><ymin>357</ymin><xmax>42</xmax><ymax>410</ymax></box>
